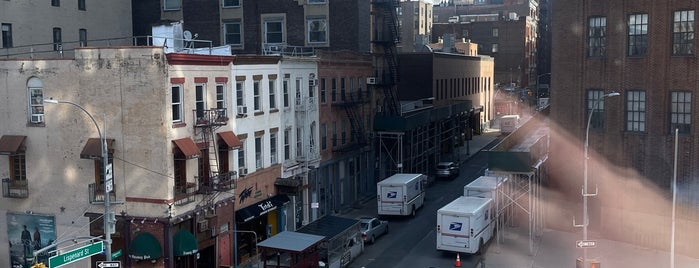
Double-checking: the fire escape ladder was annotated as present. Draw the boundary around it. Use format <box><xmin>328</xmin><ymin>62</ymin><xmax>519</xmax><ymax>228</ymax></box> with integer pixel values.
<box><xmin>207</xmin><ymin>128</ymin><xmax>220</xmax><ymax>179</ymax></box>
<box><xmin>342</xmin><ymin>92</ymin><xmax>367</xmax><ymax>147</ymax></box>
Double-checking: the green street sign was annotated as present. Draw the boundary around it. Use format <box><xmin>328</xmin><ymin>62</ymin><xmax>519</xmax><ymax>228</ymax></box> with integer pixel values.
<box><xmin>49</xmin><ymin>241</ymin><xmax>104</xmax><ymax>268</ymax></box>
<box><xmin>111</xmin><ymin>249</ymin><xmax>122</xmax><ymax>259</ymax></box>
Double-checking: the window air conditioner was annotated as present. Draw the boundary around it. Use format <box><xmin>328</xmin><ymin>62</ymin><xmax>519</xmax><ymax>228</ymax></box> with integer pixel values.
<box><xmin>237</xmin><ymin>106</ymin><xmax>248</xmax><ymax>115</ymax></box>
<box><xmin>366</xmin><ymin>77</ymin><xmax>377</xmax><ymax>85</ymax></box>
<box><xmin>198</xmin><ymin>220</ymin><xmax>208</xmax><ymax>232</ymax></box>
<box><xmin>30</xmin><ymin>114</ymin><xmax>44</xmax><ymax>124</ymax></box>
<box><xmin>239</xmin><ymin>167</ymin><xmax>248</xmax><ymax>176</ymax></box>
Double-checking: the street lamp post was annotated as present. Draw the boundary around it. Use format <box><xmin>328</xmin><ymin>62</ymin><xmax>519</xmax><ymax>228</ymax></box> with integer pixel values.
<box><xmin>580</xmin><ymin>91</ymin><xmax>619</xmax><ymax>268</ymax></box>
<box><xmin>43</xmin><ymin>98</ymin><xmax>113</xmax><ymax>261</ymax></box>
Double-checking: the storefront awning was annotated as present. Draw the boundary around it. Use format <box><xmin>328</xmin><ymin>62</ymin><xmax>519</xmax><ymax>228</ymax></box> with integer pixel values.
<box><xmin>80</xmin><ymin>138</ymin><xmax>115</xmax><ymax>159</ymax></box>
<box><xmin>128</xmin><ymin>232</ymin><xmax>162</xmax><ymax>260</ymax></box>
<box><xmin>217</xmin><ymin>131</ymin><xmax>242</xmax><ymax>150</ymax></box>
<box><xmin>172</xmin><ymin>137</ymin><xmax>201</xmax><ymax>159</ymax></box>
<box><xmin>173</xmin><ymin>230</ymin><xmax>198</xmax><ymax>256</ymax></box>
<box><xmin>236</xmin><ymin>194</ymin><xmax>291</xmax><ymax>223</ymax></box>
<box><xmin>0</xmin><ymin>135</ymin><xmax>26</xmax><ymax>155</ymax></box>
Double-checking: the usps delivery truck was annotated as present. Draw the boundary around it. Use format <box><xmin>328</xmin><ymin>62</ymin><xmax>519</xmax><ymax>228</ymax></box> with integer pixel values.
<box><xmin>436</xmin><ymin>196</ymin><xmax>494</xmax><ymax>254</ymax></box>
<box><xmin>377</xmin><ymin>173</ymin><xmax>426</xmax><ymax>216</ymax></box>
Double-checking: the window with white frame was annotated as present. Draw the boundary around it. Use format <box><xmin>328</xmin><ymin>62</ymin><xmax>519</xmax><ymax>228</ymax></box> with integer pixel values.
<box><xmin>586</xmin><ymin>89</ymin><xmax>605</xmax><ymax>130</ymax></box>
<box><xmin>236</xmin><ymin>81</ymin><xmax>245</xmax><ymax>106</ymax></box>
<box><xmin>164</xmin><ymin>0</ymin><xmax>181</xmax><ymax>10</ymax></box>
<box><xmin>626</xmin><ymin>90</ymin><xmax>646</xmax><ymax>132</ymax></box>
<box><xmin>255</xmin><ymin>136</ymin><xmax>263</xmax><ymax>169</ymax></box>
<box><xmin>492</xmin><ymin>43</ymin><xmax>498</xmax><ymax>53</ymax></box>
<box><xmin>224</xmin><ymin>21</ymin><xmax>242</xmax><ymax>46</ymax></box>
<box><xmin>673</xmin><ymin>10</ymin><xmax>695</xmax><ymax>55</ymax></box>
<box><xmin>670</xmin><ymin>91</ymin><xmax>692</xmax><ymax>134</ymax></box>
<box><xmin>627</xmin><ymin>13</ymin><xmax>648</xmax><ymax>56</ymax></box>
<box><xmin>269</xmin><ymin>79</ymin><xmax>277</xmax><ymax>109</ymax></box>
<box><xmin>307</xmin><ymin>18</ymin><xmax>328</xmax><ymax>44</ymax></box>
<box><xmin>284</xmin><ymin>129</ymin><xmax>291</xmax><ymax>160</ymax></box>
<box><xmin>195</xmin><ymin>84</ymin><xmax>206</xmax><ymax>121</ymax></box>
<box><xmin>283</xmin><ymin>78</ymin><xmax>290</xmax><ymax>107</ymax></box>
<box><xmin>238</xmin><ymin>139</ymin><xmax>246</xmax><ymax>168</ymax></box>
<box><xmin>216</xmin><ymin>84</ymin><xmax>226</xmax><ymax>117</ymax></box>
<box><xmin>264</xmin><ymin>17</ymin><xmax>284</xmax><ymax>44</ymax></box>
<box><xmin>492</xmin><ymin>27</ymin><xmax>498</xmax><ymax>37</ymax></box>
<box><xmin>27</xmin><ymin>77</ymin><xmax>44</xmax><ymax>124</ymax></box>
<box><xmin>588</xmin><ymin>16</ymin><xmax>606</xmax><ymax>57</ymax></box>
<box><xmin>171</xmin><ymin>85</ymin><xmax>183</xmax><ymax>123</ymax></box>
<box><xmin>222</xmin><ymin>0</ymin><xmax>240</xmax><ymax>8</ymax></box>
<box><xmin>254</xmin><ymin>80</ymin><xmax>261</xmax><ymax>111</ymax></box>
<box><xmin>270</xmin><ymin>132</ymin><xmax>278</xmax><ymax>164</ymax></box>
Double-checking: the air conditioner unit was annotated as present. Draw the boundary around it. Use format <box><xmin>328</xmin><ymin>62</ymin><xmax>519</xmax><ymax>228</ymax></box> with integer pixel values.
<box><xmin>239</xmin><ymin>167</ymin><xmax>248</xmax><ymax>176</ymax></box>
<box><xmin>366</xmin><ymin>77</ymin><xmax>377</xmax><ymax>85</ymax></box>
<box><xmin>309</xmin><ymin>79</ymin><xmax>317</xmax><ymax>87</ymax></box>
<box><xmin>376</xmin><ymin>105</ymin><xmax>383</xmax><ymax>113</ymax></box>
<box><xmin>30</xmin><ymin>114</ymin><xmax>44</xmax><ymax>124</ymax></box>
<box><xmin>198</xmin><ymin>220</ymin><xmax>209</xmax><ymax>232</ymax></box>
<box><xmin>237</xmin><ymin>106</ymin><xmax>248</xmax><ymax>115</ymax></box>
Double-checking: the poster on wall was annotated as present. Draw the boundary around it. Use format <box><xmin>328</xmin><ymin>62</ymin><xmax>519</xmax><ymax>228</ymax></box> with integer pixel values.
<box><xmin>6</xmin><ymin>212</ymin><xmax>57</xmax><ymax>268</ymax></box>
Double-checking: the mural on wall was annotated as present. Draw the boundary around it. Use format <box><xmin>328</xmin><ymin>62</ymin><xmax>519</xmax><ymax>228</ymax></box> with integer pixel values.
<box><xmin>6</xmin><ymin>212</ymin><xmax>56</xmax><ymax>268</ymax></box>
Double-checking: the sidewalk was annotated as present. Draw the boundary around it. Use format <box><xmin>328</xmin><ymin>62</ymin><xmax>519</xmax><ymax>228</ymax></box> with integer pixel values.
<box><xmin>485</xmin><ymin>227</ymin><xmax>699</xmax><ymax>268</ymax></box>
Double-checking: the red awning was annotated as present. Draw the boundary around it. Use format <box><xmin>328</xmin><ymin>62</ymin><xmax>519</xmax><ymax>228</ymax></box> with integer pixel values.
<box><xmin>217</xmin><ymin>131</ymin><xmax>242</xmax><ymax>150</ymax></box>
<box><xmin>80</xmin><ymin>138</ymin><xmax>115</xmax><ymax>159</ymax></box>
<box><xmin>0</xmin><ymin>135</ymin><xmax>27</xmax><ymax>155</ymax></box>
<box><xmin>172</xmin><ymin>138</ymin><xmax>201</xmax><ymax>159</ymax></box>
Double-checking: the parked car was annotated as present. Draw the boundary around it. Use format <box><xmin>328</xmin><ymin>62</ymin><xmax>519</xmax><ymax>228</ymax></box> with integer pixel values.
<box><xmin>359</xmin><ymin>217</ymin><xmax>388</xmax><ymax>244</ymax></box>
<box><xmin>436</xmin><ymin>161</ymin><xmax>460</xmax><ymax>178</ymax></box>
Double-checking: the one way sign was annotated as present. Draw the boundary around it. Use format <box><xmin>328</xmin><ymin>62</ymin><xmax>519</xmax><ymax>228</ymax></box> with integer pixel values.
<box><xmin>576</xmin><ymin>240</ymin><xmax>597</xmax><ymax>248</ymax></box>
<box><xmin>97</xmin><ymin>261</ymin><xmax>121</xmax><ymax>268</ymax></box>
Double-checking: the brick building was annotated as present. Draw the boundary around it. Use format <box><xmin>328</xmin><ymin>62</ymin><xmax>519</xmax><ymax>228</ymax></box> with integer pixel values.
<box><xmin>551</xmin><ymin>0</ymin><xmax>699</xmax><ymax>257</ymax></box>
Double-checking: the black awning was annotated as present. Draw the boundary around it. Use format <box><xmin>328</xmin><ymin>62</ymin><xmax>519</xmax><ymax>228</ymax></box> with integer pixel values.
<box><xmin>236</xmin><ymin>194</ymin><xmax>290</xmax><ymax>223</ymax></box>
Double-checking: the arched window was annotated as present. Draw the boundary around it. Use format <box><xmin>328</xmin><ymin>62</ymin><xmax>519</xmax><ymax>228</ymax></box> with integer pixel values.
<box><xmin>27</xmin><ymin>77</ymin><xmax>44</xmax><ymax>124</ymax></box>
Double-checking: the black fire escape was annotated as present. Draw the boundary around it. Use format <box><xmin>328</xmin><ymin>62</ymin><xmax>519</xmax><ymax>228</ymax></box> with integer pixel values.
<box><xmin>332</xmin><ymin>90</ymin><xmax>371</xmax><ymax>152</ymax></box>
<box><xmin>371</xmin><ymin>0</ymin><xmax>401</xmax><ymax>116</ymax></box>
<box><xmin>193</xmin><ymin>108</ymin><xmax>235</xmax><ymax>197</ymax></box>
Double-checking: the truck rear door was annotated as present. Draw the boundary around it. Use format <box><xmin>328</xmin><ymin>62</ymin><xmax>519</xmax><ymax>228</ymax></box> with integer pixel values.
<box><xmin>438</xmin><ymin>214</ymin><xmax>471</xmax><ymax>248</ymax></box>
<box><xmin>379</xmin><ymin>185</ymin><xmax>404</xmax><ymax>212</ymax></box>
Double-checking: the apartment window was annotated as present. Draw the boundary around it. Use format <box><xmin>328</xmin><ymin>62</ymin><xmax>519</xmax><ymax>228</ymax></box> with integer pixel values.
<box><xmin>269</xmin><ymin>79</ymin><xmax>277</xmax><ymax>109</ymax></box>
<box><xmin>586</xmin><ymin>89</ymin><xmax>605</xmax><ymax>129</ymax></box>
<box><xmin>673</xmin><ymin>10</ymin><xmax>695</xmax><ymax>55</ymax></box>
<box><xmin>164</xmin><ymin>0</ymin><xmax>181</xmax><ymax>10</ymax></box>
<box><xmin>10</xmin><ymin>153</ymin><xmax>27</xmax><ymax>185</ymax></box>
<box><xmin>627</xmin><ymin>13</ymin><xmax>648</xmax><ymax>56</ymax></box>
<box><xmin>341</xmin><ymin>121</ymin><xmax>347</xmax><ymax>144</ymax></box>
<box><xmin>670</xmin><ymin>91</ymin><xmax>692</xmax><ymax>134</ymax></box>
<box><xmin>78</xmin><ymin>0</ymin><xmax>85</xmax><ymax>10</ymax></box>
<box><xmin>222</xmin><ymin>0</ymin><xmax>240</xmax><ymax>7</ymax></box>
<box><xmin>332</xmin><ymin>121</ymin><xmax>337</xmax><ymax>147</ymax></box>
<box><xmin>53</xmin><ymin>27</ymin><xmax>62</xmax><ymax>51</ymax></box>
<box><xmin>238</xmin><ymin>139</ymin><xmax>246</xmax><ymax>168</ymax></box>
<box><xmin>172</xmin><ymin>85</ymin><xmax>183</xmax><ymax>123</ymax></box>
<box><xmin>236</xmin><ymin>81</ymin><xmax>244</xmax><ymax>106</ymax></box>
<box><xmin>321</xmin><ymin>123</ymin><xmax>327</xmax><ymax>150</ymax></box>
<box><xmin>492</xmin><ymin>43</ymin><xmax>498</xmax><ymax>53</ymax></box>
<box><xmin>588</xmin><ymin>16</ymin><xmax>606</xmax><ymax>57</ymax></box>
<box><xmin>296</xmin><ymin>127</ymin><xmax>303</xmax><ymax>157</ymax></box>
<box><xmin>284</xmin><ymin>129</ymin><xmax>291</xmax><ymax>160</ymax></box>
<box><xmin>27</xmin><ymin>78</ymin><xmax>44</xmax><ymax>124</ymax></box>
<box><xmin>52</xmin><ymin>0</ymin><xmax>60</xmax><ymax>6</ymax></box>
<box><xmin>340</xmin><ymin>78</ymin><xmax>346</xmax><ymax>101</ymax></box>
<box><xmin>173</xmin><ymin>158</ymin><xmax>186</xmax><ymax>196</ymax></box>
<box><xmin>307</xmin><ymin>18</ymin><xmax>328</xmax><ymax>44</ymax></box>
<box><xmin>320</xmin><ymin>78</ymin><xmax>326</xmax><ymax>103</ymax></box>
<box><xmin>331</xmin><ymin>78</ymin><xmax>337</xmax><ymax>102</ymax></box>
<box><xmin>79</xmin><ymin>29</ymin><xmax>87</xmax><ymax>47</ymax></box>
<box><xmin>195</xmin><ymin>84</ymin><xmax>206</xmax><ymax>120</ymax></box>
<box><xmin>216</xmin><ymin>84</ymin><xmax>226</xmax><ymax>117</ymax></box>
<box><xmin>308</xmin><ymin>0</ymin><xmax>326</xmax><ymax>3</ymax></box>
<box><xmin>1</xmin><ymin>24</ymin><xmax>12</xmax><ymax>48</ymax></box>
<box><xmin>253</xmin><ymin>80</ymin><xmax>261</xmax><ymax>111</ymax></box>
<box><xmin>255</xmin><ymin>136</ymin><xmax>263</xmax><ymax>169</ymax></box>
<box><xmin>626</xmin><ymin>90</ymin><xmax>646</xmax><ymax>132</ymax></box>
<box><xmin>295</xmin><ymin>78</ymin><xmax>302</xmax><ymax>106</ymax></box>
<box><xmin>270</xmin><ymin>132</ymin><xmax>278</xmax><ymax>164</ymax></box>
<box><xmin>283</xmin><ymin>78</ymin><xmax>290</xmax><ymax>107</ymax></box>
<box><xmin>264</xmin><ymin>18</ymin><xmax>284</xmax><ymax>44</ymax></box>
<box><xmin>492</xmin><ymin>27</ymin><xmax>498</xmax><ymax>37</ymax></box>
<box><xmin>224</xmin><ymin>22</ymin><xmax>242</xmax><ymax>46</ymax></box>
<box><xmin>308</xmin><ymin>77</ymin><xmax>315</xmax><ymax>98</ymax></box>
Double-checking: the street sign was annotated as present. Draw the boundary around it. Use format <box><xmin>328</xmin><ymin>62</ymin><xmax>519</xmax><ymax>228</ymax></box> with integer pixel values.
<box><xmin>105</xmin><ymin>163</ymin><xmax>113</xmax><ymax>192</ymax></box>
<box><xmin>48</xmin><ymin>241</ymin><xmax>104</xmax><ymax>268</ymax></box>
<box><xmin>111</xmin><ymin>249</ymin><xmax>122</xmax><ymax>259</ymax></box>
<box><xmin>97</xmin><ymin>261</ymin><xmax>121</xmax><ymax>268</ymax></box>
<box><xmin>576</xmin><ymin>240</ymin><xmax>597</xmax><ymax>248</ymax></box>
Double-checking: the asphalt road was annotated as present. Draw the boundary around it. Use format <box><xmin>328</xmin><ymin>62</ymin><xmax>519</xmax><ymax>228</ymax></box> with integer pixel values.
<box><xmin>348</xmin><ymin>143</ymin><xmax>498</xmax><ymax>268</ymax></box>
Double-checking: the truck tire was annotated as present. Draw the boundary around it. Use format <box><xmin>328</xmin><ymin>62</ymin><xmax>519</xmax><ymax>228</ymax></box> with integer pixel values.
<box><xmin>411</xmin><ymin>205</ymin><xmax>416</xmax><ymax>217</ymax></box>
<box><xmin>476</xmin><ymin>239</ymin><xmax>484</xmax><ymax>255</ymax></box>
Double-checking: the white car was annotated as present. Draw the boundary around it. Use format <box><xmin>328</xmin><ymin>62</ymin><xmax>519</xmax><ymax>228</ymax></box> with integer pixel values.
<box><xmin>359</xmin><ymin>217</ymin><xmax>388</xmax><ymax>244</ymax></box>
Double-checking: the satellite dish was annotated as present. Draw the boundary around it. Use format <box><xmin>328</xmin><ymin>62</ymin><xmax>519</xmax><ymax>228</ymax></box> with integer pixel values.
<box><xmin>183</xmin><ymin>31</ymin><xmax>193</xmax><ymax>41</ymax></box>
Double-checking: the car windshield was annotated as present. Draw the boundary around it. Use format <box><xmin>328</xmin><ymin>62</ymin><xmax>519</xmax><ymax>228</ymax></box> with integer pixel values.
<box><xmin>360</xmin><ymin>222</ymin><xmax>368</xmax><ymax>230</ymax></box>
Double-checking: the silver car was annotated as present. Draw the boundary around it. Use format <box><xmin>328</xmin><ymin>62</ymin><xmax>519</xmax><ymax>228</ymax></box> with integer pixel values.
<box><xmin>436</xmin><ymin>161</ymin><xmax>460</xmax><ymax>178</ymax></box>
<box><xmin>359</xmin><ymin>217</ymin><xmax>388</xmax><ymax>244</ymax></box>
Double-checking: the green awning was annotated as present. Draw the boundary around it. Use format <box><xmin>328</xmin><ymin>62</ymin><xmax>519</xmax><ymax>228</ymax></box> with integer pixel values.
<box><xmin>128</xmin><ymin>232</ymin><xmax>162</xmax><ymax>260</ymax></box>
<box><xmin>173</xmin><ymin>230</ymin><xmax>198</xmax><ymax>256</ymax></box>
